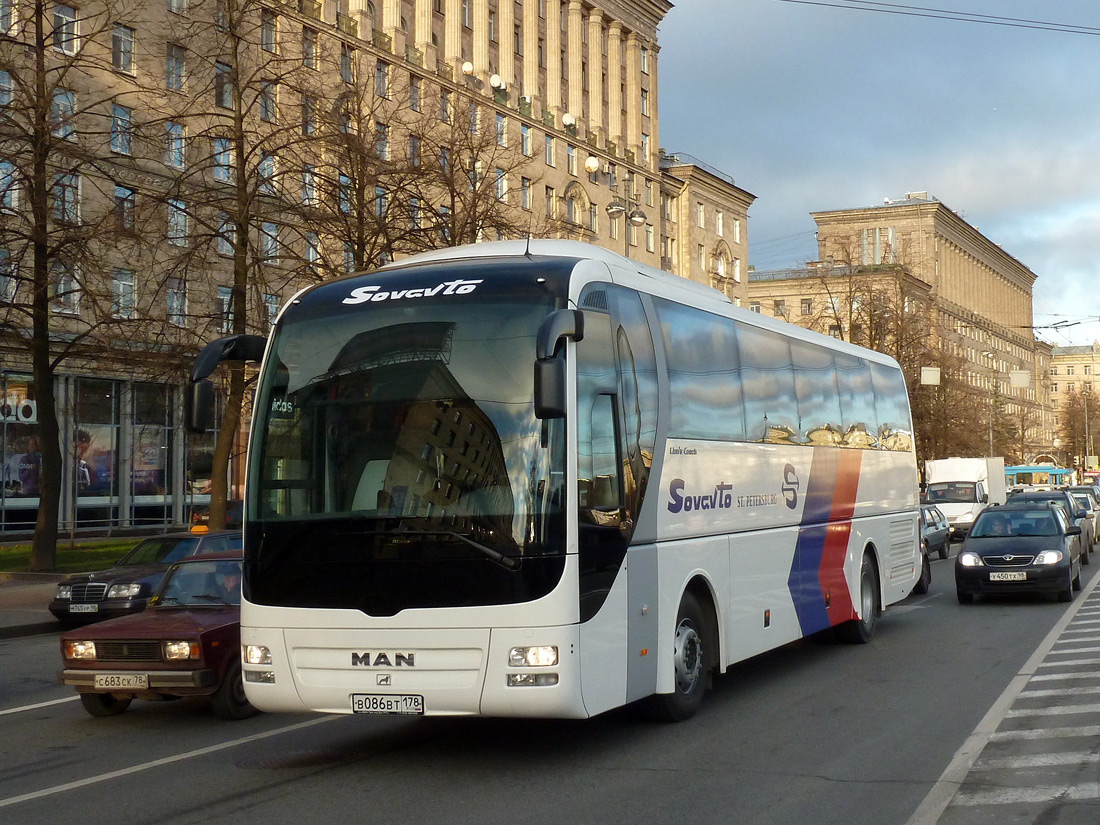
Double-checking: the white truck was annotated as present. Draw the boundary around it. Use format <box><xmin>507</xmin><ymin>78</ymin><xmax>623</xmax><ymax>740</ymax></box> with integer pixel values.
<box><xmin>924</xmin><ymin>457</ymin><xmax>1008</xmax><ymax>541</ymax></box>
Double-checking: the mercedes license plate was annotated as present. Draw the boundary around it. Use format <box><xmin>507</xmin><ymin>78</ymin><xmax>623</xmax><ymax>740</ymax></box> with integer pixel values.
<box><xmin>989</xmin><ymin>571</ymin><xmax>1027</xmax><ymax>582</ymax></box>
<box><xmin>94</xmin><ymin>673</ymin><xmax>148</xmax><ymax>690</ymax></box>
<box><xmin>70</xmin><ymin>604</ymin><xmax>98</xmax><ymax>613</ymax></box>
<box><xmin>351</xmin><ymin>693</ymin><xmax>424</xmax><ymax>715</ymax></box>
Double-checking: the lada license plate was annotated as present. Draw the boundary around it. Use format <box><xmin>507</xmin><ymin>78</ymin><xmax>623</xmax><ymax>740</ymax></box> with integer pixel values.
<box><xmin>351</xmin><ymin>694</ymin><xmax>424</xmax><ymax>715</ymax></box>
<box><xmin>989</xmin><ymin>571</ymin><xmax>1027</xmax><ymax>582</ymax></box>
<box><xmin>94</xmin><ymin>673</ymin><xmax>148</xmax><ymax>690</ymax></box>
<box><xmin>70</xmin><ymin>604</ymin><xmax>98</xmax><ymax>613</ymax></box>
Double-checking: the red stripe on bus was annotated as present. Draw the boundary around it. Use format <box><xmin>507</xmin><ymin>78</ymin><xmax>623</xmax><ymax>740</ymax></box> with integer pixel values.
<box><xmin>821</xmin><ymin>450</ymin><xmax>863</xmax><ymax>624</ymax></box>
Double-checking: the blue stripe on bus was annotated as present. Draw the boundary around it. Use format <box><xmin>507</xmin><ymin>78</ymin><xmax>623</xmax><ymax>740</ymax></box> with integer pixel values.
<box><xmin>789</xmin><ymin>449</ymin><xmax>840</xmax><ymax>636</ymax></box>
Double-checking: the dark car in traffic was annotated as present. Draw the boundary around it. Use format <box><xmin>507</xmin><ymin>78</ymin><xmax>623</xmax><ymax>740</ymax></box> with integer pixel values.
<box><xmin>1005</xmin><ymin>489</ymin><xmax>1092</xmax><ymax>564</ymax></box>
<box><xmin>921</xmin><ymin>504</ymin><xmax>951</xmax><ymax>560</ymax></box>
<box><xmin>58</xmin><ymin>553</ymin><xmax>254</xmax><ymax>719</ymax></box>
<box><xmin>955</xmin><ymin>503</ymin><xmax>1083</xmax><ymax>604</ymax></box>
<box><xmin>189</xmin><ymin>500</ymin><xmax>244</xmax><ymax>533</ymax></box>
<box><xmin>49</xmin><ymin>531</ymin><xmax>243</xmax><ymax>624</ymax></box>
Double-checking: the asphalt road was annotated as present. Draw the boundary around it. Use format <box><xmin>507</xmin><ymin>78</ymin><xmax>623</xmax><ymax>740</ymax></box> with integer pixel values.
<box><xmin>2</xmin><ymin>550</ymin><xmax>1098</xmax><ymax>825</ymax></box>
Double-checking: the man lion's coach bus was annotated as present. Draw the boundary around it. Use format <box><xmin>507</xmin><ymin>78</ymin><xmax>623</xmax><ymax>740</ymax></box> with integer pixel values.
<box><xmin>187</xmin><ymin>240</ymin><xmax>920</xmax><ymax>721</ymax></box>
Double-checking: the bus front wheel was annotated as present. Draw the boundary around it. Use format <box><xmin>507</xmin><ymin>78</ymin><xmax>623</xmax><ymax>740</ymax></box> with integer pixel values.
<box><xmin>646</xmin><ymin>591</ymin><xmax>708</xmax><ymax>722</ymax></box>
<box><xmin>835</xmin><ymin>554</ymin><xmax>878</xmax><ymax>644</ymax></box>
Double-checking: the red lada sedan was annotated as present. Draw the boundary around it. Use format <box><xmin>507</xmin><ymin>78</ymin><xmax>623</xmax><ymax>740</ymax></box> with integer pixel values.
<box><xmin>59</xmin><ymin>553</ymin><xmax>254</xmax><ymax>720</ymax></box>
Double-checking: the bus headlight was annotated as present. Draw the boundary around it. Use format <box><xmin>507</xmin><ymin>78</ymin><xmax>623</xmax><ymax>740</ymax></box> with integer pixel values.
<box><xmin>507</xmin><ymin>673</ymin><xmax>559</xmax><ymax>687</ymax></box>
<box><xmin>509</xmin><ymin>645</ymin><xmax>558</xmax><ymax>667</ymax></box>
<box><xmin>957</xmin><ymin>552</ymin><xmax>984</xmax><ymax>567</ymax></box>
<box><xmin>245</xmin><ymin>644</ymin><xmax>272</xmax><ymax>665</ymax></box>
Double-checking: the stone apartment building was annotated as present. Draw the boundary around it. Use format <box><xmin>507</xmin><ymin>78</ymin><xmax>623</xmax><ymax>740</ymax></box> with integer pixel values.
<box><xmin>0</xmin><ymin>0</ymin><xmax>752</xmax><ymax>534</ymax></box>
<box><xmin>1050</xmin><ymin>343</ymin><xmax>1100</xmax><ymax>464</ymax></box>
<box><xmin>747</xmin><ymin>192</ymin><xmax>1056</xmax><ymax>461</ymax></box>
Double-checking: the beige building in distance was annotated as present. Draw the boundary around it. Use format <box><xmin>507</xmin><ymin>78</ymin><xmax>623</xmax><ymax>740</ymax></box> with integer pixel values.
<box><xmin>748</xmin><ymin>192</ymin><xmax>1056</xmax><ymax>460</ymax></box>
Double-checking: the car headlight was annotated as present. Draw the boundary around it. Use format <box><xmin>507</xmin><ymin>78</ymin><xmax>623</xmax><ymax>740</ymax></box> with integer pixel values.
<box><xmin>508</xmin><ymin>645</ymin><xmax>558</xmax><ymax>667</ymax></box>
<box><xmin>958</xmin><ymin>551</ymin><xmax>984</xmax><ymax>567</ymax></box>
<box><xmin>957</xmin><ymin>511</ymin><xmax>975</xmax><ymax>523</ymax></box>
<box><xmin>164</xmin><ymin>641</ymin><xmax>201</xmax><ymax>660</ymax></box>
<box><xmin>56</xmin><ymin>584</ymin><xmax>72</xmax><ymax>600</ymax></box>
<box><xmin>1033</xmin><ymin>550</ymin><xmax>1064</xmax><ymax>566</ymax></box>
<box><xmin>245</xmin><ymin>644</ymin><xmax>271</xmax><ymax>665</ymax></box>
<box><xmin>64</xmin><ymin>640</ymin><xmax>96</xmax><ymax>660</ymax></box>
<box><xmin>107</xmin><ymin>583</ymin><xmax>142</xmax><ymax>599</ymax></box>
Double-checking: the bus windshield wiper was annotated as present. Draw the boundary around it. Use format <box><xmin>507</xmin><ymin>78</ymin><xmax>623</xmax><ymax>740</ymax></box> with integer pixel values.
<box><xmin>388</xmin><ymin>527</ymin><xmax>519</xmax><ymax>571</ymax></box>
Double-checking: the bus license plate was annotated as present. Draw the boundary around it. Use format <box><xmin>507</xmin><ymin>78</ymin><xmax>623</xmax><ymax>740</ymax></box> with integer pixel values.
<box><xmin>94</xmin><ymin>673</ymin><xmax>148</xmax><ymax>690</ymax></box>
<box><xmin>70</xmin><ymin>604</ymin><xmax>98</xmax><ymax>613</ymax></box>
<box><xmin>351</xmin><ymin>694</ymin><xmax>424</xmax><ymax>715</ymax></box>
<box><xmin>989</xmin><ymin>571</ymin><xmax>1027</xmax><ymax>582</ymax></box>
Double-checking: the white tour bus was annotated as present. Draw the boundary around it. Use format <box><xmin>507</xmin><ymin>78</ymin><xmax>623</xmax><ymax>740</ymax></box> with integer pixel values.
<box><xmin>188</xmin><ymin>240</ymin><xmax>920</xmax><ymax>721</ymax></box>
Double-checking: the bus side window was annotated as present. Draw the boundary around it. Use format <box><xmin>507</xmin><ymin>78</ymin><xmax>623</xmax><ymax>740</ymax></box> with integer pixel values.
<box><xmin>584</xmin><ymin>394</ymin><xmax>622</xmax><ymax>515</ymax></box>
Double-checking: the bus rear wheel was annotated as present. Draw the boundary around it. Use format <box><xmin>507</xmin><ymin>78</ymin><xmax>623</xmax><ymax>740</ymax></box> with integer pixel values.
<box><xmin>646</xmin><ymin>591</ymin><xmax>708</xmax><ymax>722</ymax></box>
<box><xmin>835</xmin><ymin>553</ymin><xmax>878</xmax><ymax>644</ymax></box>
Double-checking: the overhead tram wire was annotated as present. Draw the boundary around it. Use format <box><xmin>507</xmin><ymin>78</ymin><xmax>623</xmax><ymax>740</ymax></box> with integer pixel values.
<box><xmin>771</xmin><ymin>0</ymin><xmax>1100</xmax><ymax>36</ymax></box>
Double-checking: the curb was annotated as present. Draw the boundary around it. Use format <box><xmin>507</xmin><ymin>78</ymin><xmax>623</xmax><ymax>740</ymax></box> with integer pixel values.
<box><xmin>0</xmin><ymin>622</ymin><xmax>59</xmax><ymax>640</ymax></box>
<box><xmin>0</xmin><ymin>571</ymin><xmax>67</xmax><ymax>583</ymax></box>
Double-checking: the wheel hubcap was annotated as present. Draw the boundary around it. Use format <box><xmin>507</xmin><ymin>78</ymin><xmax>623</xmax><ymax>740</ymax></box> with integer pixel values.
<box><xmin>673</xmin><ymin>619</ymin><xmax>703</xmax><ymax>693</ymax></box>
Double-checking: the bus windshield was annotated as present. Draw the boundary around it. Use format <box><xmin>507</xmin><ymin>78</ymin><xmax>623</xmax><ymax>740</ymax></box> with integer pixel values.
<box><xmin>247</xmin><ymin>274</ymin><xmax>568</xmax><ymax>614</ymax></box>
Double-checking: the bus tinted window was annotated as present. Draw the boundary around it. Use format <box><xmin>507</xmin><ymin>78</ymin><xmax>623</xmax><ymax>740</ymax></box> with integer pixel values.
<box><xmin>736</xmin><ymin>321</ymin><xmax>798</xmax><ymax>444</ymax></box>
<box><xmin>870</xmin><ymin>360</ymin><xmax>913</xmax><ymax>451</ymax></box>
<box><xmin>654</xmin><ymin>299</ymin><xmax>746</xmax><ymax>441</ymax></box>
<box><xmin>834</xmin><ymin>351</ymin><xmax>878</xmax><ymax>448</ymax></box>
<box><xmin>790</xmin><ymin>339</ymin><xmax>842</xmax><ymax>446</ymax></box>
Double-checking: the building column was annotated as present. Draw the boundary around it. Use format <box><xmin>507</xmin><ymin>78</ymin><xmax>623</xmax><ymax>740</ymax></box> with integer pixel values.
<box><xmin>546</xmin><ymin>0</ymin><xmax>562</xmax><ymax>115</ymax></box>
<box><xmin>624</xmin><ymin>32</ymin><xmax>642</xmax><ymax>157</ymax></box>
<box><xmin>607</xmin><ymin>21</ymin><xmax>622</xmax><ymax>149</ymax></box>
<box><xmin>445</xmin><ymin>0</ymin><xmax>462</xmax><ymax>69</ymax></box>
<box><xmin>473</xmin><ymin>0</ymin><xmax>490</xmax><ymax>76</ymax></box>
<box><xmin>522</xmin><ymin>0</ymin><xmax>540</xmax><ymax>102</ymax></box>
<box><xmin>415</xmin><ymin>0</ymin><xmax>433</xmax><ymax>54</ymax></box>
<box><xmin>498</xmin><ymin>0</ymin><xmax>515</xmax><ymax>86</ymax></box>
<box><xmin>587</xmin><ymin>8</ymin><xmax>604</xmax><ymax>140</ymax></box>
<box><xmin>566</xmin><ymin>0</ymin><xmax>584</xmax><ymax>120</ymax></box>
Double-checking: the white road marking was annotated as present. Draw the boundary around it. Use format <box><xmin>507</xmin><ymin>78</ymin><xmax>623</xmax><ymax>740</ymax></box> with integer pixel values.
<box><xmin>1006</xmin><ymin>701</ymin><xmax>1100</xmax><ymax>717</ymax></box>
<box><xmin>990</xmin><ymin>723</ymin><xmax>1100</xmax><ymax>742</ymax></box>
<box><xmin>0</xmin><ymin>716</ymin><xmax>338</xmax><ymax>809</ymax></box>
<box><xmin>0</xmin><ymin>696</ymin><xmax>80</xmax><ymax>716</ymax></box>
<box><xmin>953</xmin><ymin>783</ymin><xmax>1100</xmax><ymax>806</ymax></box>
<box><xmin>971</xmin><ymin>751</ymin><xmax>1100</xmax><ymax>770</ymax></box>
<box><xmin>1018</xmin><ymin>686</ymin><xmax>1100</xmax><ymax>698</ymax></box>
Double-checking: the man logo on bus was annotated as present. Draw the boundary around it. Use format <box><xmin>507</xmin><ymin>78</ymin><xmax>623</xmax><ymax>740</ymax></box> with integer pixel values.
<box><xmin>782</xmin><ymin>464</ymin><xmax>799</xmax><ymax>509</ymax></box>
<box><xmin>351</xmin><ymin>652</ymin><xmax>416</xmax><ymax>667</ymax></box>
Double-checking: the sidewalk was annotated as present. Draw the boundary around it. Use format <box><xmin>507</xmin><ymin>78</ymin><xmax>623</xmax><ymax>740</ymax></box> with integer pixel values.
<box><xmin>0</xmin><ymin>572</ymin><xmax>64</xmax><ymax>640</ymax></box>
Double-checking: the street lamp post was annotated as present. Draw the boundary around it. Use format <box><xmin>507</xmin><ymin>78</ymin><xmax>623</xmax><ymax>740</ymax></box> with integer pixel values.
<box><xmin>605</xmin><ymin>197</ymin><xmax>646</xmax><ymax>257</ymax></box>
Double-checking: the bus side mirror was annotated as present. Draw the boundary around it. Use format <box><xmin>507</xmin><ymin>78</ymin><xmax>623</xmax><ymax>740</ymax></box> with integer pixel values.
<box><xmin>534</xmin><ymin>309</ymin><xmax>584</xmax><ymax>420</ymax></box>
<box><xmin>186</xmin><ymin>379</ymin><xmax>215</xmax><ymax>434</ymax></box>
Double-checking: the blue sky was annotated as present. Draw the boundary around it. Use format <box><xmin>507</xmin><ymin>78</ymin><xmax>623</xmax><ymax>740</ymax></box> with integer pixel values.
<box><xmin>656</xmin><ymin>0</ymin><xmax>1100</xmax><ymax>347</ymax></box>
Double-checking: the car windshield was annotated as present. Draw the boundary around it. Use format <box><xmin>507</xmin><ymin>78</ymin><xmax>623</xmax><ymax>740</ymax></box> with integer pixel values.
<box><xmin>1071</xmin><ymin>493</ymin><xmax>1093</xmax><ymax>511</ymax></box>
<box><xmin>119</xmin><ymin>537</ymin><xmax>201</xmax><ymax>565</ymax></box>
<box><xmin>925</xmin><ymin>482</ymin><xmax>977</xmax><ymax>504</ymax></box>
<box><xmin>970</xmin><ymin>509</ymin><xmax>1059</xmax><ymax>538</ymax></box>
<box><xmin>157</xmin><ymin>560</ymin><xmax>242</xmax><ymax>607</ymax></box>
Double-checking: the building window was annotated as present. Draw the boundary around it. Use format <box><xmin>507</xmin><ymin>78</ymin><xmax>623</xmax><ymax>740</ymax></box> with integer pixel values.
<box><xmin>113</xmin><ymin>184</ymin><xmax>135</xmax><ymax>230</ymax></box>
<box><xmin>302</xmin><ymin>28</ymin><xmax>318</xmax><ymax>68</ymax></box>
<box><xmin>300</xmin><ymin>94</ymin><xmax>316</xmax><ymax>135</ymax></box>
<box><xmin>439</xmin><ymin>88</ymin><xmax>450</xmax><ymax>122</ymax></box>
<box><xmin>545</xmin><ymin>186</ymin><xmax>555</xmax><ymax>217</ymax></box>
<box><xmin>52</xmin><ymin>172</ymin><xmax>80</xmax><ymax>223</ymax></box>
<box><xmin>264</xmin><ymin>293</ymin><xmax>279</xmax><ymax>328</ymax></box>
<box><xmin>696</xmin><ymin>202</ymin><xmax>704</xmax><ymax>228</ymax></box>
<box><xmin>749</xmin><ymin>302</ymin><xmax>761</xmax><ymax>313</ymax></box>
<box><xmin>166</xmin><ymin>44</ymin><xmax>185</xmax><ymax>90</ymax></box>
<box><xmin>567</xmin><ymin>144</ymin><xmax>576</xmax><ymax>176</ymax></box>
<box><xmin>217</xmin><ymin>286</ymin><xmax>233</xmax><ymax>333</ymax></box>
<box><xmin>545</xmin><ymin>135</ymin><xmax>555</xmax><ymax>166</ymax></box>
<box><xmin>305</xmin><ymin>232</ymin><xmax>321</xmax><ymax>270</ymax></box>
<box><xmin>260</xmin><ymin>9</ymin><xmax>277</xmax><ymax>52</ymax></box>
<box><xmin>521</xmin><ymin>124</ymin><xmax>531</xmax><ymax>156</ymax></box>
<box><xmin>112</xmin><ymin>25</ymin><xmax>135</xmax><ymax>74</ymax></box>
<box><xmin>165</xmin><ymin>121</ymin><xmax>185</xmax><ymax>168</ymax></box>
<box><xmin>51</xmin><ymin>262</ymin><xmax>79</xmax><ymax>312</ymax></box>
<box><xmin>258</xmin><ymin>152</ymin><xmax>276</xmax><ymax>193</ymax></box>
<box><xmin>716</xmin><ymin>211</ymin><xmax>724</xmax><ymax>237</ymax></box>
<box><xmin>774</xmin><ymin>300</ymin><xmax>787</xmax><ymax>319</ymax></box>
<box><xmin>110</xmin><ymin>105</ymin><xmax>132</xmax><ymax>154</ymax></box>
<box><xmin>338</xmin><ymin>172</ymin><xmax>351</xmax><ymax>214</ymax></box>
<box><xmin>640</xmin><ymin>132</ymin><xmax>649</xmax><ymax>162</ymax></box>
<box><xmin>640</xmin><ymin>88</ymin><xmax>648</xmax><ymax>116</ymax></box>
<box><xmin>259</xmin><ymin>81</ymin><xmax>276</xmax><ymax>122</ymax></box>
<box><xmin>801</xmin><ymin>297</ymin><xmax>812</xmax><ymax>315</ymax></box>
<box><xmin>53</xmin><ymin>5</ymin><xmax>78</xmax><ymax>54</ymax></box>
<box><xmin>341</xmin><ymin>45</ymin><xmax>354</xmax><ymax>83</ymax></box>
<box><xmin>640</xmin><ymin>46</ymin><xmax>649</xmax><ymax>73</ymax></box>
<box><xmin>167</xmin><ymin>277</ymin><xmax>186</xmax><ymax>325</ymax></box>
<box><xmin>645</xmin><ymin>225</ymin><xmax>654</xmax><ymax>253</ymax></box>
<box><xmin>375</xmin><ymin>121</ymin><xmax>388</xmax><ymax>160</ymax></box>
<box><xmin>0</xmin><ymin>69</ymin><xmax>10</xmax><ymax>106</ymax></box>
<box><xmin>215</xmin><ymin>62</ymin><xmax>233</xmax><ymax>108</ymax></box>
<box><xmin>376</xmin><ymin>60</ymin><xmax>389</xmax><ymax>97</ymax></box>
<box><xmin>51</xmin><ymin>89</ymin><xmax>75</xmax><ymax>139</ymax></box>
<box><xmin>166</xmin><ymin>0</ymin><xmax>185</xmax><ymax>14</ymax></box>
<box><xmin>408</xmin><ymin>75</ymin><xmax>420</xmax><ymax>111</ymax></box>
<box><xmin>261</xmin><ymin>221</ymin><xmax>279</xmax><ymax>262</ymax></box>
<box><xmin>167</xmin><ymin>198</ymin><xmax>187</xmax><ymax>245</ymax></box>
<box><xmin>111</xmin><ymin>268</ymin><xmax>135</xmax><ymax>318</ymax></box>
<box><xmin>374</xmin><ymin>186</ymin><xmax>387</xmax><ymax>218</ymax></box>
<box><xmin>520</xmin><ymin>177</ymin><xmax>531</xmax><ymax>210</ymax></box>
<box><xmin>495</xmin><ymin>168</ymin><xmax>506</xmax><ymax>201</ymax></box>
<box><xmin>301</xmin><ymin>163</ymin><xmax>317</xmax><ymax>205</ymax></box>
<box><xmin>438</xmin><ymin>206</ymin><xmax>451</xmax><ymax>243</ymax></box>
<box><xmin>216</xmin><ymin>212</ymin><xmax>234</xmax><ymax>255</ymax></box>
<box><xmin>408</xmin><ymin>197</ymin><xmax>420</xmax><ymax>229</ymax></box>
<box><xmin>467</xmin><ymin>102</ymin><xmax>478</xmax><ymax>134</ymax></box>
<box><xmin>0</xmin><ymin>160</ymin><xmax>18</xmax><ymax>210</ymax></box>
<box><xmin>408</xmin><ymin>134</ymin><xmax>420</xmax><ymax>166</ymax></box>
<box><xmin>1</xmin><ymin>0</ymin><xmax>17</xmax><ymax>34</ymax></box>
<box><xmin>496</xmin><ymin>113</ymin><xmax>506</xmax><ymax>147</ymax></box>
<box><xmin>212</xmin><ymin>137</ymin><xmax>232</xmax><ymax>182</ymax></box>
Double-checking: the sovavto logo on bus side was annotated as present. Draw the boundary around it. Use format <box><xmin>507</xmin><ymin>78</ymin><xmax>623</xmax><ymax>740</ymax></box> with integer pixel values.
<box><xmin>667</xmin><ymin>479</ymin><xmax>734</xmax><ymax>514</ymax></box>
<box><xmin>342</xmin><ymin>279</ymin><xmax>483</xmax><ymax>305</ymax></box>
